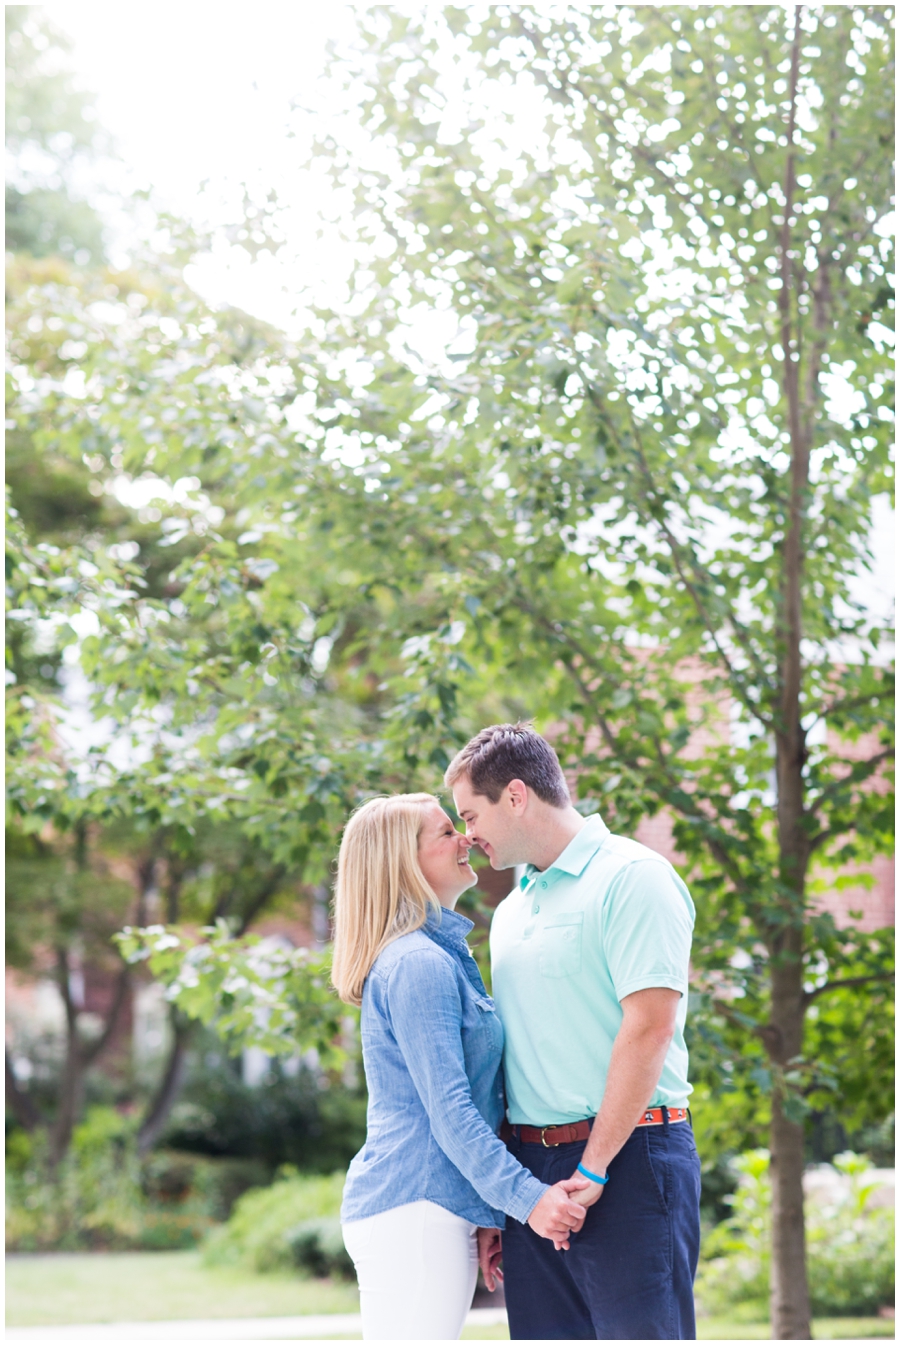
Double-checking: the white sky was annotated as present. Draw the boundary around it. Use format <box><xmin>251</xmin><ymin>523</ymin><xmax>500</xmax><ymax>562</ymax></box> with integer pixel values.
<box><xmin>37</xmin><ymin>3</ymin><xmax>896</xmax><ymax>629</ymax></box>
<box><xmin>44</xmin><ymin>1</ymin><xmax>363</xmax><ymax>327</ymax></box>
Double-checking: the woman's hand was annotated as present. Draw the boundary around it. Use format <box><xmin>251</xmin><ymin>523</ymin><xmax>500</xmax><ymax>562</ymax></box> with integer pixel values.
<box><xmin>477</xmin><ymin>1226</ymin><xmax>504</xmax><ymax>1291</ymax></box>
<box><xmin>527</xmin><ymin>1178</ymin><xmax>591</xmax><ymax>1250</ymax></box>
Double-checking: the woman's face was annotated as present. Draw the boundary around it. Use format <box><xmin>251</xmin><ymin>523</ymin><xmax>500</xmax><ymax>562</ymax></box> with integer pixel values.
<box><xmin>417</xmin><ymin>801</ymin><xmax>476</xmax><ymax>908</ymax></box>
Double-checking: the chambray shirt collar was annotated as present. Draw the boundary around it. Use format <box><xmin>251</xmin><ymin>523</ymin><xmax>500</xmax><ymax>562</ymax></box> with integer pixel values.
<box><xmin>424</xmin><ymin>903</ymin><xmax>475</xmax><ymax>949</ymax></box>
<box><xmin>521</xmin><ymin>813</ymin><xmax>610</xmax><ymax>889</ymax></box>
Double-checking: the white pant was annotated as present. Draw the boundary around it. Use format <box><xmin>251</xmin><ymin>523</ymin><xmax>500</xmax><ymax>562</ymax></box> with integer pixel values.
<box><xmin>342</xmin><ymin>1200</ymin><xmax>478</xmax><ymax>1340</ymax></box>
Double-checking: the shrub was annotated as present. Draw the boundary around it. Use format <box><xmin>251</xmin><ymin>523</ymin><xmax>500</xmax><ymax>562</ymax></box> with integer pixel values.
<box><xmin>805</xmin><ymin>1153</ymin><xmax>895</xmax><ymax>1316</ymax></box>
<box><xmin>202</xmin><ymin>1168</ymin><xmax>347</xmax><ymax>1274</ymax></box>
<box><xmin>286</xmin><ymin>1216</ymin><xmax>355</xmax><ymax>1279</ymax></box>
<box><xmin>696</xmin><ymin>1150</ymin><xmax>894</xmax><ymax>1319</ymax></box>
<box><xmin>5</xmin><ymin>1107</ymin><xmax>266</xmax><ymax>1251</ymax></box>
<box><xmin>160</xmin><ymin>1046</ymin><xmax>367</xmax><ymax>1175</ymax></box>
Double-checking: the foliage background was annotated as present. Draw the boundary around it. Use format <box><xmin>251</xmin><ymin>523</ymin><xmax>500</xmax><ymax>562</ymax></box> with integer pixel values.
<box><xmin>5</xmin><ymin>2</ymin><xmax>893</xmax><ymax>1322</ymax></box>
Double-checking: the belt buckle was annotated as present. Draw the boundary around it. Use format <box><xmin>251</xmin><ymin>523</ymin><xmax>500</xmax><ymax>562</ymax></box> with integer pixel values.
<box><xmin>540</xmin><ymin>1126</ymin><xmax>558</xmax><ymax>1148</ymax></box>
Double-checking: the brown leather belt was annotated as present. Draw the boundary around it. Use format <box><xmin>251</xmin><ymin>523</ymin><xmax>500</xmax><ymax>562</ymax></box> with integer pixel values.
<box><xmin>502</xmin><ymin>1107</ymin><xmax>688</xmax><ymax>1148</ymax></box>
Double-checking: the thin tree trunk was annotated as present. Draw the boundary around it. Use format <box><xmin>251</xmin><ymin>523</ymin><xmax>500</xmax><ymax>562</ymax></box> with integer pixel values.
<box><xmin>767</xmin><ymin>942</ymin><xmax>811</xmax><ymax>1338</ymax></box>
<box><xmin>48</xmin><ymin>947</ymin><xmax>84</xmax><ymax>1165</ymax></box>
<box><xmin>770</xmin><ymin>1092</ymin><xmax>811</xmax><ymax>1336</ymax></box>
<box><xmin>137</xmin><ymin>1009</ymin><xmax>194</xmax><ymax>1155</ymax></box>
<box><xmin>769</xmin><ymin>10</ymin><xmax>813</xmax><ymax>1336</ymax></box>
<box><xmin>5</xmin><ymin>1050</ymin><xmax>40</xmax><ymax>1130</ymax></box>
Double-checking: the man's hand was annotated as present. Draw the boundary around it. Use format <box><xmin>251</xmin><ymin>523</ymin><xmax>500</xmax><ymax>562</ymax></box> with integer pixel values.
<box><xmin>527</xmin><ymin>1178</ymin><xmax>591</xmax><ymax>1250</ymax></box>
<box><xmin>477</xmin><ymin>1227</ymin><xmax>503</xmax><ymax>1291</ymax></box>
<box><xmin>568</xmin><ymin>1172</ymin><xmax>606</xmax><ymax>1209</ymax></box>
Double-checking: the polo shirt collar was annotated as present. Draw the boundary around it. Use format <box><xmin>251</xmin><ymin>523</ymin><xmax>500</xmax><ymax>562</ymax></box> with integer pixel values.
<box><xmin>424</xmin><ymin>903</ymin><xmax>475</xmax><ymax>947</ymax></box>
<box><xmin>521</xmin><ymin>813</ymin><xmax>610</xmax><ymax>888</ymax></box>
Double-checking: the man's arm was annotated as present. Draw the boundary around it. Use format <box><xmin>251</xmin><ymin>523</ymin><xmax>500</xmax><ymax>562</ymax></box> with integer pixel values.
<box><xmin>570</xmin><ymin>986</ymin><xmax>680</xmax><ymax>1208</ymax></box>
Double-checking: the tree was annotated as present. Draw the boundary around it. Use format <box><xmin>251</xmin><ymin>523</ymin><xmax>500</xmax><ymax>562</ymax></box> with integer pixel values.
<box><xmin>258</xmin><ymin>6</ymin><xmax>889</xmax><ymax>1335</ymax></box>
<box><xmin>4</xmin><ymin>238</ymin><xmax>393</xmax><ymax>1154</ymax></box>
<box><xmin>8</xmin><ymin>7</ymin><xmax>892</xmax><ymax>1333</ymax></box>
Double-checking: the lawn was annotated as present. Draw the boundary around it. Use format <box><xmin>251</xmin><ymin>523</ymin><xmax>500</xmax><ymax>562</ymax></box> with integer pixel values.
<box><xmin>6</xmin><ymin>1251</ymin><xmax>893</xmax><ymax>1339</ymax></box>
<box><xmin>5</xmin><ymin>1251</ymin><xmax>359</xmax><ymax>1327</ymax></box>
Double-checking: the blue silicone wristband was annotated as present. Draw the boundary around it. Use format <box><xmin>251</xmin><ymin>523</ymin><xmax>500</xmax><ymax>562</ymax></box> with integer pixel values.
<box><xmin>578</xmin><ymin>1161</ymin><xmax>609</xmax><ymax>1185</ymax></box>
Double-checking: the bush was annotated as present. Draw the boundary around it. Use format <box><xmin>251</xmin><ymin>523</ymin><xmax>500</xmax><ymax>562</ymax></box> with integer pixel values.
<box><xmin>696</xmin><ymin>1150</ymin><xmax>894</xmax><ymax>1319</ymax></box>
<box><xmin>805</xmin><ymin>1153</ymin><xmax>895</xmax><ymax>1316</ymax></box>
<box><xmin>160</xmin><ymin>1044</ymin><xmax>367</xmax><ymax>1176</ymax></box>
<box><xmin>202</xmin><ymin>1168</ymin><xmax>347</xmax><ymax>1275</ymax></box>
<box><xmin>5</xmin><ymin>1107</ymin><xmax>267</xmax><ymax>1252</ymax></box>
<box><xmin>286</xmin><ymin>1216</ymin><xmax>355</xmax><ymax>1279</ymax></box>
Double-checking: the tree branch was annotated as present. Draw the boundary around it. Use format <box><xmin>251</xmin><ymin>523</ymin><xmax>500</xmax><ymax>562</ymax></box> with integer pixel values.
<box><xmin>803</xmin><ymin>972</ymin><xmax>893</xmax><ymax>1006</ymax></box>
<box><xmin>821</xmin><ymin>686</ymin><xmax>893</xmax><ymax>720</ymax></box>
<box><xmin>137</xmin><ymin>1009</ymin><xmax>195</xmax><ymax>1156</ymax></box>
<box><xmin>515</xmin><ymin>597</ymin><xmax>759</xmax><ymax>903</ymax></box>
<box><xmin>586</xmin><ymin>388</ymin><xmax>778</xmax><ymax>725</ymax></box>
<box><xmin>808</xmin><ymin>747</ymin><xmax>894</xmax><ymax>817</ymax></box>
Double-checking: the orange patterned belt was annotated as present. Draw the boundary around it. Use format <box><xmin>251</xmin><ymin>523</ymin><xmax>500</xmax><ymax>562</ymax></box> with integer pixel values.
<box><xmin>503</xmin><ymin>1106</ymin><xmax>689</xmax><ymax>1147</ymax></box>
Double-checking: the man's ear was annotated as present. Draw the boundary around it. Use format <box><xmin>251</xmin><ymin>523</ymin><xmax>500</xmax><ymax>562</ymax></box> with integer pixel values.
<box><xmin>506</xmin><ymin>779</ymin><xmax>529</xmax><ymax>812</ymax></box>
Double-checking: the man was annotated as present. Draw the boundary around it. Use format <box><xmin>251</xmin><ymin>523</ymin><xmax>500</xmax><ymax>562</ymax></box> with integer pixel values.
<box><xmin>445</xmin><ymin>723</ymin><xmax>701</xmax><ymax>1341</ymax></box>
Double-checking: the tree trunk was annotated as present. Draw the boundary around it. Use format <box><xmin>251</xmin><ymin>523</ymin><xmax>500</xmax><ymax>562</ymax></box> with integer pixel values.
<box><xmin>5</xmin><ymin>1050</ymin><xmax>40</xmax><ymax>1130</ymax></box>
<box><xmin>770</xmin><ymin>1093</ymin><xmax>811</xmax><ymax>1337</ymax></box>
<box><xmin>767</xmin><ymin>942</ymin><xmax>811</xmax><ymax>1338</ymax></box>
<box><xmin>48</xmin><ymin>947</ymin><xmax>85</xmax><ymax>1165</ymax></box>
<box><xmin>49</xmin><ymin>1031</ymin><xmax>84</xmax><ymax>1165</ymax></box>
<box><xmin>770</xmin><ymin>8</ymin><xmax>813</xmax><ymax>1335</ymax></box>
<box><xmin>137</xmin><ymin>1009</ymin><xmax>194</xmax><ymax>1155</ymax></box>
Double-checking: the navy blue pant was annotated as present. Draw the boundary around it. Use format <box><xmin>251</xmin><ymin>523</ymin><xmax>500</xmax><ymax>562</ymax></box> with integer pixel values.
<box><xmin>503</xmin><ymin>1117</ymin><xmax>701</xmax><ymax>1340</ymax></box>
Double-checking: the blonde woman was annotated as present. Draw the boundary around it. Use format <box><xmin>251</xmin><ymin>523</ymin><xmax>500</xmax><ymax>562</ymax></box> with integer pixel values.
<box><xmin>333</xmin><ymin>794</ymin><xmax>588</xmax><ymax>1341</ymax></box>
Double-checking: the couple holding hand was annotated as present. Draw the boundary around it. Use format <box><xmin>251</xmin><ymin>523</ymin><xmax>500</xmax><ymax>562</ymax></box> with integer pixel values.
<box><xmin>332</xmin><ymin>724</ymin><xmax>701</xmax><ymax>1341</ymax></box>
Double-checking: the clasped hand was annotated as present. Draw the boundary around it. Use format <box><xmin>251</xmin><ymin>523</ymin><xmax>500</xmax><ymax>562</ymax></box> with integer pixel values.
<box><xmin>476</xmin><ymin>1178</ymin><xmax>591</xmax><ymax>1292</ymax></box>
<box><xmin>527</xmin><ymin>1176</ymin><xmax>591</xmax><ymax>1250</ymax></box>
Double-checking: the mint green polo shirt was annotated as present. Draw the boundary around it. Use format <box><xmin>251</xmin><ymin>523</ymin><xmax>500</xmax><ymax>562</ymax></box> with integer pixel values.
<box><xmin>490</xmin><ymin>814</ymin><xmax>694</xmax><ymax>1126</ymax></box>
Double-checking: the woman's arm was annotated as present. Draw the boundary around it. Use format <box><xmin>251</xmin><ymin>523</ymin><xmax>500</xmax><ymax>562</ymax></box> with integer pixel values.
<box><xmin>385</xmin><ymin>946</ymin><xmax>586</xmax><ymax>1238</ymax></box>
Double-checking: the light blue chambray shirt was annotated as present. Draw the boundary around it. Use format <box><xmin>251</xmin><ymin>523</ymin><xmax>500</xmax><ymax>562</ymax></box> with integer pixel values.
<box><xmin>491</xmin><ymin>814</ymin><xmax>695</xmax><ymax>1126</ymax></box>
<box><xmin>341</xmin><ymin>905</ymin><xmax>547</xmax><ymax>1229</ymax></box>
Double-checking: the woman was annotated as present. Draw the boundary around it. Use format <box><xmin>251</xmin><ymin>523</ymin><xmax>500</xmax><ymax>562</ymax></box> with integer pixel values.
<box><xmin>332</xmin><ymin>793</ymin><xmax>587</xmax><ymax>1341</ymax></box>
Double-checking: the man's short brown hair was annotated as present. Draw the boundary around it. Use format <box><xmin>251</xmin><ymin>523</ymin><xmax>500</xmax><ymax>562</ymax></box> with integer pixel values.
<box><xmin>444</xmin><ymin>722</ymin><xmax>570</xmax><ymax>808</ymax></box>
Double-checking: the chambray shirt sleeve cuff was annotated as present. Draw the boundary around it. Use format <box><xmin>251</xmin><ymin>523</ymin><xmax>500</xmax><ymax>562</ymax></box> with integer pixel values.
<box><xmin>615</xmin><ymin>973</ymin><xmax>687</xmax><ymax>1000</ymax></box>
<box><xmin>506</xmin><ymin>1172</ymin><xmax>549</xmax><ymax>1225</ymax></box>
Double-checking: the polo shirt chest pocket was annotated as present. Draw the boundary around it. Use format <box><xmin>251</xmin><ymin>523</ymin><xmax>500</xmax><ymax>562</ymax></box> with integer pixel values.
<box><xmin>538</xmin><ymin>912</ymin><xmax>584</xmax><ymax>978</ymax></box>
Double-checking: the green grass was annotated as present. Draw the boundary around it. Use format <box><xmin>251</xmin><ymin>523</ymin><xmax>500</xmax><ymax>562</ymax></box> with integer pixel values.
<box><xmin>699</xmin><ymin>1320</ymin><xmax>894</xmax><ymax>1340</ymax></box>
<box><xmin>5</xmin><ymin>1251</ymin><xmax>893</xmax><ymax>1339</ymax></box>
<box><xmin>5</xmin><ymin>1251</ymin><xmax>359</xmax><ymax>1327</ymax></box>
<box><xmin>458</xmin><ymin>1322</ymin><xmax>894</xmax><ymax>1341</ymax></box>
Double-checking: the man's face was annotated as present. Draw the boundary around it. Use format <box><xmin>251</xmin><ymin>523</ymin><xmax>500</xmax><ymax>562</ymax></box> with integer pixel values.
<box><xmin>452</xmin><ymin>776</ymin><xmax>526</xmax><ymax>871</ymax></box>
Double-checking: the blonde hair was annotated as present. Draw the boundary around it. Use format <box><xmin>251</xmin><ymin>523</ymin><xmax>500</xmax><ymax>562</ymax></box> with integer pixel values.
<box><xmin>331</xmin><ymin>793</ymin><xmax>440</xmax><ymax>1007</ymax></box>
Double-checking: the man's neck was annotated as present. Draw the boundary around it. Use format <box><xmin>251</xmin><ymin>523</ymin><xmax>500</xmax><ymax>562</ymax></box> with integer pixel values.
<box><xmin>527</xmin><ymin>806</ymin><xmax>587</xmax><ymax>872</ymax></box>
